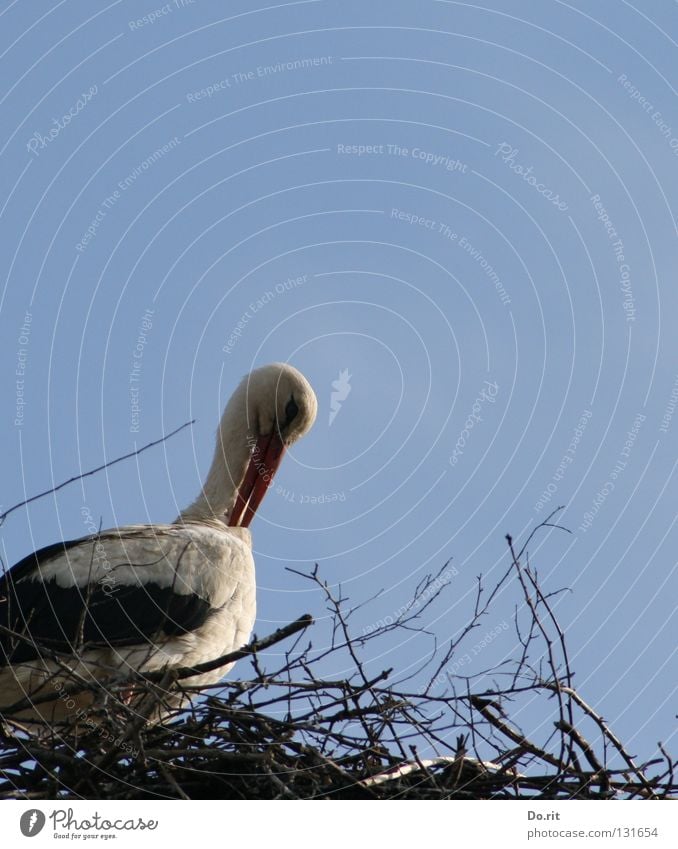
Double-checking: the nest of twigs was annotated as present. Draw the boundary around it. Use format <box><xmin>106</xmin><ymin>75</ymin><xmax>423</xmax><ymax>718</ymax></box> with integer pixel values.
<box><xmin>1</xmin><ymin>516</ymin><xmax>676</xmax><ymax>800</ymax></box>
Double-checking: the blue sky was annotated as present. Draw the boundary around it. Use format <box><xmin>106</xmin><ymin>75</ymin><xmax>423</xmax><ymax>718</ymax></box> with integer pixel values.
<box><xmin>1</xmin><ymin>0</ymin><xmax>676</xmax><ymax>766</ymax></box>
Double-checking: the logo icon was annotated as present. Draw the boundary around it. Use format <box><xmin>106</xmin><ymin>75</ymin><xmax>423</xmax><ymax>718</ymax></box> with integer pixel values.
<box><xmin>20</xmin><ymin>809</ymin><xmax>46</xmax><ymax>837</ymax></box>
<box><xmin>329</xmin><ymin>369</ymin><xmax>352</xmax><ymax>426</ymax></box>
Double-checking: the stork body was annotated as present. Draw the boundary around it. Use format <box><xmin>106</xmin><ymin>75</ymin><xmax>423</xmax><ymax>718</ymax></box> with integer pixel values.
<box><xmin>0</xmin><ymin>363</ymin><xmax>317</xmax><ymax>726</ymax></box>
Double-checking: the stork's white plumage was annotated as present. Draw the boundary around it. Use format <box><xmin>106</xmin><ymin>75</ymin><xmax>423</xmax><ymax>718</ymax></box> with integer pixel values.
<box><xmin>0</xmin><ymin>363</ymin><xmax>317</xmax><ymax>726</ymax></box>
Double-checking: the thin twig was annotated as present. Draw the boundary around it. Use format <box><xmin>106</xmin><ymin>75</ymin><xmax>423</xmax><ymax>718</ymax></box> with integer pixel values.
<box><xmin>0</xmin><ymin>420</ymin><xmax>194</xmax><ymax>525</ymax></box>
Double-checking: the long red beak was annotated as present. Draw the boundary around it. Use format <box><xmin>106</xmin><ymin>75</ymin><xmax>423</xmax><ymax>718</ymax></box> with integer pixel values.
<box><xmin>228</xmin><ymin>431</ymin><xmax>286</xmax><ymax>528</ymax></box>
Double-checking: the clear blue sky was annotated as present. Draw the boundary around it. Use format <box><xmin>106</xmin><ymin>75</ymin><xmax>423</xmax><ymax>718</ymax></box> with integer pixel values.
<box><xmin>1</xmin><ymin>0</ymin><xmax>676</xmax><ymax>766</ymax></box>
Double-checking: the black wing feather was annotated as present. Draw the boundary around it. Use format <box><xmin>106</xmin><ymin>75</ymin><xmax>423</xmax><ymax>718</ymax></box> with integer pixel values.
<box><xmin>0</xmin><ymin>539</ymin><xmax>212</xmax><ymax>665</ymax></box>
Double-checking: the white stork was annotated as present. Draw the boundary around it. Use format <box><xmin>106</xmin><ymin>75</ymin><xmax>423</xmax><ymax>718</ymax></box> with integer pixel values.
<box><xmin>0</xmin><ymin>362</ymin><xmax>317</xmax><ymax>726</ymax></box>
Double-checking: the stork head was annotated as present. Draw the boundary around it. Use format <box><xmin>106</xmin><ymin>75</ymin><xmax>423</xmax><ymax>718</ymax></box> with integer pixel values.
<box><xmin>226</xmin><ymin>363</ymin><xmax>317</xmax><ymax>527</ymax></box>
<box><xmin>242</xmin><ymin>361</ymin><xmax>318</xmax><ymax>448</ymax></box>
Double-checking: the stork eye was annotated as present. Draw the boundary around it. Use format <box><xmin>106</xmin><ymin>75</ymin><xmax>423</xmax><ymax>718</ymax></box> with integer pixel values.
<box><xmin>284</xmin><ymin>397</ymin><xmax>299</xmax><ymax>427</ymax></box>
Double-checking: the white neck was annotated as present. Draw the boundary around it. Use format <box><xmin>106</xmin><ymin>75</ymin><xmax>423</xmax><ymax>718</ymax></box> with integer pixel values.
<box><xmin>177</xmin><ymin>383</ymin><xmax>252</xmax><ymax>523</ymax></box>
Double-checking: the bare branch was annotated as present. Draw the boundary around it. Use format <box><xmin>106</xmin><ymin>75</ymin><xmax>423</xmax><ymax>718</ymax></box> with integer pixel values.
<box><xmin>0</xmin><ymin>420</ymin><xmax>194</xmax><ymax>526</ymax></box>
<box><xmin>1</xmin><ymin>522</ymin><xmax>674</xmax><ymax>801</ymax></box>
